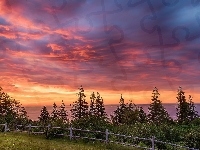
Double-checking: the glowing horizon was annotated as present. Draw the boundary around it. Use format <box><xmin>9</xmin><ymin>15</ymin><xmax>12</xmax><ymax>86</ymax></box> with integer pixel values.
<box><xmin>3</xmin><ymin>85</ymin><xmax>200</xmax><ymax>107</ymax></box>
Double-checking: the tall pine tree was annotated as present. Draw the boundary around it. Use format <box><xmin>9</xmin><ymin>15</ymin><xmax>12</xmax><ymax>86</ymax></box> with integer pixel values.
<box><xmin>89</xmin><ymin>92</ymin><xmax>96</xmax><ymax>116</ymax></box>
<box><xmin>111</xmin><ymin>94</ymin><xmax>127</xmax><ymax>125</ymax></box>
<box><xmin>95</xmin><ymin>92</ymin><xmax>107</xmax><ymax>119</ymax></box>
<box><xmin>38</xmin><ymin>106</ymin><xmax>50</xmax><ymax>125</ymax></box>
<box><xmin>188</xmin><ymin>95</ymin><xmax>199</xmax><ymax>121</ymax></box>
<box><xmin>59</xmin><ymin>100</ymin><xmax>68</xmax><ymax>123</ymax></box>
<box><xmin>148</xmin><ymin>87</ymin><xmax>172</xmax><ymax>124</ymax></box>
<box><xmin>176</xmin><ymin>86</ymin><xmax>190</xmax><ymax>124</ymax></box>
<box><xmin>51</xmin><ymin>102</ymin><xmax>59</xmax><ymax>120</ymax></box>
<box><xmin>70</xmin><ymin>85</ymin><xmax>88</xmax><ymax>120</ymax></box>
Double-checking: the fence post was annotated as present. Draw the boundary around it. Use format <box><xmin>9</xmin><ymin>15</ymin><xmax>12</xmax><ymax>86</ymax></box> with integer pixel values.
<box><xmin>15</xmin><ymin>124</ymin><xmax>17</xmax><ymax>131</ymax></box>
<box><xmin>105</xmin><ymin>129</ymin><xmax>109</xmax><ymax>143</ymax></box>
<box><xmin>69</xmin><ymin>126</ymin><xmax>73</xmax><ymax>140</ymax></box>
<box><xmin>4</xmin><ymin>123</ymin><xmax>7</xmax><ymax>132</ymax></box>
<box><xmin>151</xmin><ymin>136</ymin><xmax>155</xmax><ymax>150</ymax></box>
<box><xmin>28</xmin><ymin>124</ymin><xmax>31</xmax><ymax>135</ymax></box>
<box><xmin>46</xmin><ymin>124</ymin><xmax>50</xmax><ymax>138</ymax></box>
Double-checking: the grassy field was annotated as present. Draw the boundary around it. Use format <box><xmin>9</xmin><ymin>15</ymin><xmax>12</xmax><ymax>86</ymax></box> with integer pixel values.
<box><xmin>0</xmin><ymin>132</ymin><xmax>139</xmax><ymax>150</ymax></box>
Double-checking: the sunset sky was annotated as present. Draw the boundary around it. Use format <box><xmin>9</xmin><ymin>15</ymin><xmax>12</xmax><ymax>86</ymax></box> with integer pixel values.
<box><xmin>1</xmin><ymin>0</ymin><xmax>200</xmax><ymax>106</ymax></box>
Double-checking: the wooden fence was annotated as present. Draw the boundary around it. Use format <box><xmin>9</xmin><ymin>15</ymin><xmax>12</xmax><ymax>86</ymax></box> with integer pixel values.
<box><xmin>0</xmin><ymin>123</ymin><xmax>199</xmax><ymax>150</ymax></box>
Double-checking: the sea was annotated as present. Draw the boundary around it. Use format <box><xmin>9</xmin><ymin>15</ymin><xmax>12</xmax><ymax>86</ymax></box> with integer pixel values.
<box><xmin>25</xmin><ymin>104</ymin><xmax>200</xmax><ymax>121</ymax></box>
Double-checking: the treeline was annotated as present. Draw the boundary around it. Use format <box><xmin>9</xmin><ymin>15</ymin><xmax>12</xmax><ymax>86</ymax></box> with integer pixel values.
<box><xmin>0</xmin><ymin>85</ymin><xmax>199</xmax><ymax>127</ymax></box>
<box><xmin>39</xmin><ymin>86</ymin><xmax>199</xmax><ymax>126</ymax></box>
<box><xmin>1</xmin><ymin>85</ymin><xmax>200</xmax><ymax>148</ymax></box>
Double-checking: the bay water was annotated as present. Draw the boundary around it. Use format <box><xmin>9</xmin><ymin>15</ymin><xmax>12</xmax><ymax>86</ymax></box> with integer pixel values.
<box><xmin>26</xmin><ymin>104</ymin><xmax>200</xmax><ymax>121</ymax></box>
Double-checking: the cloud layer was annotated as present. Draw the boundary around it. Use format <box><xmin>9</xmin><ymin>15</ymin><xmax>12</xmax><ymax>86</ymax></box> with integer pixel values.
<box><xmin>1</xmin><ymin>0</ymin><xmax>200</xmax><ymax>105</ymax></box>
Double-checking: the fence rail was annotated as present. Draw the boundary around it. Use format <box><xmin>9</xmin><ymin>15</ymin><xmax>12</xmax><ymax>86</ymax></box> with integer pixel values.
<box><xmin>0</xmin><ymin>123</ymin><xmax>199</xmax><ymax>150</ymax></box>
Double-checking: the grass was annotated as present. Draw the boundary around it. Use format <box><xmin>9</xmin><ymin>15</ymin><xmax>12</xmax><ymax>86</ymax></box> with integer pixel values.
<box><xmin>0</xmin><ymin>132</ymin><xmax>140</xmax><ymax>150</ymax></box>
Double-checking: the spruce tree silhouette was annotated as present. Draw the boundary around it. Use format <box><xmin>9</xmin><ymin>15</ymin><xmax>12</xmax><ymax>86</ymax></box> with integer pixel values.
<box><xmin>89</xmin><ymin>92</ymin><xmax>107</xmax><ymax>119</ymax></box>
<box><xmin>95</xmin><ymin>92</ymin><xmax>107</xmax><ymax>119</ymax></box>
<box><xmin>89</xmin><ymin>92</ymin><xmax>96</xmax><ymax>116</ymax></box>
<box><xmin>51</xmin><ymin>102</ymin><xmax>59</xmax><ymax>120</ymax></box>
<box><xmin>59</xmin><ymin>100</ymin><xmax>68</xmax><ymax>123</ymax></box>
<box><xmin>188</xmin><ymin>95</ymin><xmax>199</xmax><ymax>121</ymax></box>
<box><xmin>176</xmin><ymin>87</ymin><xmax>199</xmax><ymax>124</ymax></box>
<box><xmin>148</xmin><ymin>87</ymin><xmax>172</xmax><ymax>124</ymax></box>
<box><xmin>176</xmin><ymin>86</ymin><xmax>189</xmax><ymax>124</ymax></box>
<box><xmin>70</xmin><ymin>85</ymin><xmax>88</xmax><ymax>120</ymax></box>
<box><xmin>38</xmin><ymin>106</ymin><xmax>50</xmax><ymax>126</ymax></box>
<box><xmin>111</xmin><ymin>94</ymin><xmax>127</xmax><ymax>125</ymax></box>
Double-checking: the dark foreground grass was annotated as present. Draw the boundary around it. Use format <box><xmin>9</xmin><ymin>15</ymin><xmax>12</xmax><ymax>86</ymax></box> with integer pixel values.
<box><xmin>0</xmin><ymin>132</ymin><xmax>140</xmax><ymax>150</ymax></box>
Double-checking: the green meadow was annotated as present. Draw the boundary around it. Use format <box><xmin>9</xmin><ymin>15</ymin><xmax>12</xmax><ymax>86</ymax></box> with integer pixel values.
<box><xmin>0</xmin><ymin>132</ymin><xmax>138</xmax><ymax>150</ymax></box>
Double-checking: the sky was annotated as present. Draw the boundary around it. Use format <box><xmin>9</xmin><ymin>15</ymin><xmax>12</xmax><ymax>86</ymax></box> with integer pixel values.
<box><xmin>1</xmin><ymin>0</ymin><xmax>200</xmax><ymax>106</ymax></box>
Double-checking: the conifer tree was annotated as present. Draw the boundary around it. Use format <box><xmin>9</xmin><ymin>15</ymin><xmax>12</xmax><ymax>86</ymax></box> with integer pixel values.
<box><xmin>148</xmin><ymin>87</ymin><xmax>171</xmax><ymax>124</ymax></box>
<box><xmin>51</xmin><ymin>102</ymin><xmax>59</xmax><ymax>120</ymax></box>
<box><xmin>124</xmin><ymin>100</ymin><xmax>139</xmax><ymax>125</ymax></box>
<box><xmin>89</xmin><ymin>92</ymin><xmax>96</xmax><ymax>116</ymax></box>
<box><xmin>70</xmin><ymin>85</ymin><xmax>88</xmax><ymax>120</ymax></box>
<box><xmin>188</xmin><ymin>95</ymin><xmax>198</xmax><ymax>121</ymax></box>
<box><xmin>111</xmin><ymin>94</ymin><xmax>127</xmax><ymax>125</ymax></box>
<box><xmin>38</xmin><ymin>106</ymin><xmax>50</xmax><ymax>125</ymax></box>
<box><xmin>0</xmin><ymin>91</ymin><xmax>16</xmax><ymax>123</ymax></box>
<box><xmin>59</xmin><ymin>100</ymin><xmax>68</xmax><ymax>123</ymax></box>
<box><xmin>176</xmin><ymin>86</ymin><xmax>190</xmax><ymax>123</ymax></box>
<box><xmin>0</xmin><ymin>87</ymin><xmax>28</xmax><ymax>124</ymax></box>
<box><xmin>89</xmin><ymin>92</ymin><xmax>107</xmax><ymax>119</ymax></box>
<box><xmin>95</xmin><ymin>92</ymin><xmax>107</xmax><ymax>119</ymax></box>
